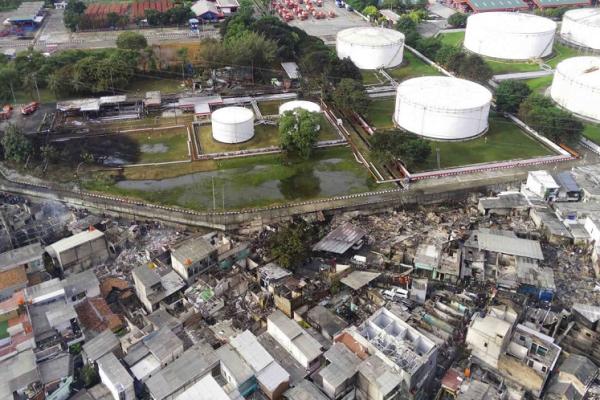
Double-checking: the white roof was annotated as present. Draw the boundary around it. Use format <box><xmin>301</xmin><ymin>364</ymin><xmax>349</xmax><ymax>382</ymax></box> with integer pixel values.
<box><xmin>471</xmin><ymin>314</ymin><xmax>512</xmax><ymax>338</ymax></box>
<box><xmin>256</xmin><ymin>361</ymin><xmax>289</xmax><ymax>392</ymax></box>
<box><xmin>175</xmin><ymin>374</ymin><xmax>230</xmax><ymax>400</ymax></box>
<box><xmin>563</xmin><ymin>8</ymin><xmax>600</xmax><ymax>27</ymax></box>
<box><xmin>230</xmin><ymin>330</ymin><xmax>273</xmax><ymax>372</ymax></box>
<box><xmin>530</xmin><ymin>170</ymin><xmax>559</xmax><ymax>188</ymax></box>
<box><xmin>396</xmin><ymin>77</ymin><xmax>492</xmax><ymax>111</ymax></box>
<box><xmin>337</xmin><ymin>27</ymin><xmax>405</xmax><ymax>47</ymax></box>
<box><xmin>467</xmin><ymin>12</ymin><xmax>556</xmax><ymax>34</ymax></box>
<box><xmin>279</xmin><ymin>100</ymin><xmax>321</xmax><ymax>115</ymax></box>
<box><xmin>211</xmin><ymin>106</ymin><xmax>254</xmax><ymax>124</ymax></box>
<box><xmin>46</xmin><ymin>229</ymin><xmax>105</xmax><ymax>255</ymax></box>
<box><xmin>555</xmin><ymin>56</ymin><xmax>600</xmax><ymax>89</ymax></box>
<box><xmin>131</xmin><ymin>354</ymin><xmax>161</xmax><ymax>381</ymax></box>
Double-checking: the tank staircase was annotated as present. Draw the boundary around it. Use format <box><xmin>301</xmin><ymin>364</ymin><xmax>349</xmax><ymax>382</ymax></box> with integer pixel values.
<box><xmin>250</xmin><ymin>99</ymin><xmax>263</xmax><ymax>120</ymax></box>
<box><xmin>379</xmin><ymin>69</ymin><xmax>399</xmax><ymax>88</ymax></box>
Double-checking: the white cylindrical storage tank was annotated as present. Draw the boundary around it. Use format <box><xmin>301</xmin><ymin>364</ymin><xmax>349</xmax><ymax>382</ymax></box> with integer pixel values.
<box><xmin>464</xmin><ymin>12</ymin><xmax>557</xmax><ymax>60</ymax></box>
<box><xmin>336</xmin><ymin>27</ymin><xmax>405</xmax><ymax>70</ymax></box>
<box><xmin>394</xmin><ymin>76</ymin><xmax>492</xmax><ymax>140</ymax></box>
<box><xmin>278</xmin><ymin>100</ymin><xmax>321</xmax><ymax>115</ymax></box>
<box><xmin>551</xmin><ymin>56</ymin><xmax>600</xmax><ymax>122</ymax></box>
<box><xmin>561</xmin><ymin>8</ymin><xmax>600</xmax><ymax>50</ymax></box>
<box><xmin>211</xmin><ymin>107</ymin><xmax>255</xmax><ymax>143</ymax></box>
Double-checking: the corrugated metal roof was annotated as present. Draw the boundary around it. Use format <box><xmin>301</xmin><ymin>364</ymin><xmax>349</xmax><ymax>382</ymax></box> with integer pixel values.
<box><xmin>284</xmin><ymin>380</ymin><xmax>328</xmax><ymax>400</ymax></box>
<box><xmin>82</xmin><ymin>330</ymin><xmax>120</xmax><ymax>362</ymax></box>
<box><xmin>476</xmin><ymin>231</ymin><xmax>544</xmax><ymax>260</ymax></box>
<box><xmin>573</xmin><ymin>303</ymin><xmax>600</xmax><ymax>324</ymax></box>
<box><xmin>340</xmin><ymin>271</ymin><xmax>381</xmax><ymax>291</ymax></box>
<box><xmin>0</xmin><ymin>243</ymin><xmax>43</xmax><ymax>272</ymax></box>
<box><xmin>230</xmin><ymin>330</ymin><xmax>273</xmax><ymax>372</ymax></box>
<box><xmin>553</xmin><ymin>171</ymin><xmax>580</xmax><ymax>193</ymax></box>
<box><xmin>467</xmin><ymin>0</ymin><xmax>527</xmax><ymax>11</ymax></box>
<box><xmin>312</xmin><ymin>222</ymin><xmax>366</xmax><ymax>254</ymax></box>
<box><xmin>46</xmin><ymin>230</ymin><xmax>105</xmax><ymax>255</ymax></box>
<box><xmin>281</xmin><ymin>62</ymin><xmax>300</xmax><ymax>80</ymax></box>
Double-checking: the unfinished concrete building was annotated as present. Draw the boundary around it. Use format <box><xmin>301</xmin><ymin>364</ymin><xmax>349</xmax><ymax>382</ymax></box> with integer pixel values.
<box><xmin>132</xmin><ymin>264</ymin><xmax>185</xmax><ymax>313</ymax></box>
<box><xmin>45</xmin><ymin>229</ymin><xmax>109</xmax><ymax>273</ymax></box>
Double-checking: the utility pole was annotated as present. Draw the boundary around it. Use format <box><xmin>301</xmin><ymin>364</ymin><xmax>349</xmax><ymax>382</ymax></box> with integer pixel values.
<box><xmin>33</xmin><ymin>75</ymin><xmax>40</xmax><ymax>102</ymax></box>
<box><xmin>9</xmin><ymin>82</ymin><xmax>16</xmax><ymax>104</ymax></box>
<box><xmin>212</xmin><ymin>176</ymin><xmax>216</xmax><ymax>210</ymax></box>
<box><xmin>436</xmin><ymin>147</ymin><xmax>441</xmax><ymax>170</ymax></box>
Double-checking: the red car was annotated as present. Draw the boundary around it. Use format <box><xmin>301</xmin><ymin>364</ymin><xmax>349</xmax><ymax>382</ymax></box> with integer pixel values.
<box><xmin>20</xmin><ymin>102</ymin><xmax>39</xmax><ymax>115</ymax></box>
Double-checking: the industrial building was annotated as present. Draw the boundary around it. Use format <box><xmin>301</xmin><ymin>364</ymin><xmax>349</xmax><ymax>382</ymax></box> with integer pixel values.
<box><xmin>394</xmin><ymin>76</ymin><xmax>491</xmax><ymax>140</ymax></box>
<box><xmin>45</xmin><ymin>229</ymin><xmax>109</xmax><ymax>273</ymax></box>
<box><xmin>211</xmin><ymin>106</ymin><xmax>255</xmax><ymax>144</ymax></box>
<box><xmin>336</xmin><ymin>27</ymin><xmax>405</xmax><ymax>70</ymax></box>
<box><xmin>278</xmin><ymin>100</ymin><xmax>321</xmax><ymax>115</ymax></box>
<box><xmin>464</xmin><ymin>12</ymin><xmax>556</xmax><ymax>60</ymax></box>
<box><xmin>551</xmin><ymin>56</ymin><xmax>600</xmax><ymax>122</ymax></box>
<box><xmin>560</xmin><ymin>8</ymin><xmax>600</xmax><ymax>50</ymax></box>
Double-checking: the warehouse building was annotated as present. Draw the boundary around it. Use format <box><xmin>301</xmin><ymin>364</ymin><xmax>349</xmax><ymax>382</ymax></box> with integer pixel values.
<box><xmin>45</xmin><ymin>229</ymin><xmax>109</xmax><ymax>273</ymax></box>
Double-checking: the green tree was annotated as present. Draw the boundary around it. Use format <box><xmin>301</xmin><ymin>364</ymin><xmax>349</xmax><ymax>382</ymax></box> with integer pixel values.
<box><xmin>331</xmin><ymin>78</ymin><xmax>369</xmax><ymax>113</ymax></box>
<box><xmin>267</xmin><ymin>219</ymin><xmax>318</xmax><ymax>270</ymax></box>
<box><xmin>116</xmin><ymin>32</ymin><xmax>148</xmax><ymax>50</ymax></box>
<box><xmin>81</xmin><ymin>364</ymin><xmax>99</xmax><ymax>388</ymax></box>
<box><xmin>362</xmin><ymin>5</ymin><xmax>378</xmax><ymax>18</ymax></box>
<box><xmin>226</xmin><ymin>31</ymin><xmax>276</xmax><ymax>81</ymax></box>
<box><xmin>64</xmin><ymin>0</ymin><xmax>86</xmax><ymax>31</ymax></box>
<box><xmin>415</xmin><ymin>36</ymin><xmax>442</xmax><ymax>59</ymax></box>
<box><xmin>40</xmin><ymin>145</ymin><xmax>59</xmax><ymax>165</ymax></box>
<box><xmin>0</xmin><ymin>66</ymin><xmax>18</xmax><ymax>101</ymax></box>
<box><xmin>434</xmin><ymin>44</ymin><xmax>461</xmax><ymax>68</ymax></box>
<box><xmin>279</xmin><ymin>109</ymin><xmax>321</xmax><ymax>159</ymax></box>
<box><xmin>447</xmin><ymin>12</ymin><xmax>468</xmax><ymax>28</ymax></box>
<box><xmin>495</xmin><ymin>80</ymin><xmax>532</xmax><ymax>113</ymax></box>
<box><xmin>458</xmin><ymin>54</ymin><xmax>492</xmax><ymax>83</ymax></box>
<box><xmin>518</xmin><ymin>94</ymin><xmax>583</xmax><ymax>145</ymax></box>
<box><xmin>370</xmin><ymin>131</ymin><xmax>431</xmax><ymax>168</ymax></box>
<box><xmin>1</xmin><ymin>125</ymin><xmax>33</xmax><ymax>163</ymax></box>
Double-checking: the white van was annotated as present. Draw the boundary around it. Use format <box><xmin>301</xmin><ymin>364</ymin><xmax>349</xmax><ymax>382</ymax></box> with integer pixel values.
<box><xmin>383</xmin><ymin>287</ymin><xmax>409</xmax><ymax>301</ymax></box>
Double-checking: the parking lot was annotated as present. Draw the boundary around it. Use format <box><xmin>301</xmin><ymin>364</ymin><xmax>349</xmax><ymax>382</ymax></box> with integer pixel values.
<box><xmin>287</xmin><ymin>0</ymin><xmax>369</xmax><ymax>43</ymax></box>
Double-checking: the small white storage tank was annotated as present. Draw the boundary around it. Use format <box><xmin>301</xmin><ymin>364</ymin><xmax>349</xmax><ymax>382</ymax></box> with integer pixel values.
<box><xmin>394</xmin><ymin>76</ymin><xmax>492</xmax><ymax>140</ymax></box>
<box><xmin>464</xmin><ymin>12</ymin><xmax>557</xmax><ymax>60</ymax></box>
<box><xmin>336</xmin><ymin>27</ymin><xmax>405</xmax><ymax>70</ymax></box>
<box><xmin>211</xmin><ymin>107</ymin><xmax>255</xmax><ymax>143</ymax></box>
<box><xmin>561</xmin><ymin>8</ymin><xmax>600</xmax><ymax>50</ymax></box>
<box><xmin>551</xmin><ymin>56</ymin><xmax>600</xmax><ymax>122</ymax></box>
<box><xmin>278</xmin><ymin>100</ymin><xmax>321</xmax><ymax>115</ymax></box>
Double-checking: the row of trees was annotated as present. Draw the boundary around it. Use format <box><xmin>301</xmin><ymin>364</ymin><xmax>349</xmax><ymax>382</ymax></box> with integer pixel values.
<box><xmin>396</xmin><ymin>16</ymin><xmax>492</xmax><ymax>83</ymax></box>
<box><xmin>370</xmin><ymin>131</ymin><xmax>431</xmax><ymax>169</ymax></box>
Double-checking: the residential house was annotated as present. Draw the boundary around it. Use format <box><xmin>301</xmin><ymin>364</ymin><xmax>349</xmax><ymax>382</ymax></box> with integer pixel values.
<box><xmin>216</xmin><ymin>343</ymin><xmax>257</xmax><ymax>397</ymax></box>
<box><xmin>174</xmin><ymin>374</ymin><xmax>231</xmax><ymax>400</ymax></box>
<box><xmin>82</xmin><ymin>329</ymin><xmax>121</xmax><ymax>364</ymax></box>
<box><xmin>267</xmin><ymin>310</ymin><xmax>323</xmax><ymax>373</ymax></box>
<box><xmin>75</xmin><ymin>297</ymin><xmax>124</xmax><ymax>335</ymax></box>
<box><xmin>545</xmin><ymin>354</ymin><xmax>598</xmax><ymax>400</ymax></box>
<box><xmin>0</xmin><ymin>349</ymin><xmax>41</xmax><ymax>400</ymax></box>
<box><xmin>170</xmin><ymin>236</ymin><xmax>218</xmax><ymax>283</ymax></box>
<box><xmin>45</xmin><ymin>229</ymin><xmax>110</xmax><ymax>273</ymax></box>
<box><xmin>258</xmin><ymin>263</ymin><xmax>292</xmax><ymax>293</ymax></box>
<box><xmin>38</xmin><ymin>353</ymin><xmax>72</xmax><ymax>400</ymax></box>
<box><xmin>144</xmin><ymin>343</ymin><xmax>220</xmax><ymax>400</ymax></box>
<box><xmin>306</xmin><ymin>305</ymin><xmax>348</xmax><ymax>341</ymax></box>
<box><xmin>97</xmin><ymin>352</ymin><xmax>135</xmax><ymax>400</ymax></box>
<box><xmin>526</xmin><ymin>171</ymin><xmax>560</xmax><ymax>201</ymax></box>
<box><xmin>0</xmin><ymin>242</ymin><xmax>44</xmax><ymax>274</ymax></box>
<box><xmin>478</xmin><ymin>192</ymin><xmax>531</xmax><ymax>216</ymax></box>
<box><xmin>313</xmin><ymin>342</ymin><xmax>360</xmax><ymax>399</ymax></box>
<box><xmin>312</xmin><ymin>222</ymin><xmax>366</xmax><ymax>256</ymax></box>
<box><xmin>230</xmin><ymin>330</ymin><xmax>290</xmax><ymax>400</ymax></box>
<box><xmin>0</xmin><ymin>291</ymin><xmax>35</xmax><ymax>360</ymax></box>
<box><xmin>284</xmin><ymin>380</ymin><xmax>328</xmax><ymax>400</ymax></box>
<box><xmin>125</xmin><ymin>328</ymin><xmax>184</xmax><ymax>382</ymax></box>
<box><xmin>132</xmin><ymin>264</ymin><xmax>186</xmax><ymax>313</ymax></box>
<box><xmin>0</xmin><ymin>265</ymin><xmax>27</xmax><ymax>302</ymax></box>
<box><xmin>553</xmin><ymin>171</ymin><xmax>582</xmax><ymax>202</ymax></box>
<box><xmin>466</xmin><ymin>306</ymin><xmax>517</xmax><ymax>369</ymax></box>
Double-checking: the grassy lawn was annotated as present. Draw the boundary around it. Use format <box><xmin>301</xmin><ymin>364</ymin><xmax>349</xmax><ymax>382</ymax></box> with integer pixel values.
<box><xmin>0</xmin><ymin>320</ymin><xmax>8</xmax><ymax>339</ymax></box>
<box><xmin>439</xmin><ymin>31</ymin><xmax>464</xmax><ymax>47</ymax></box>
<box><xmin>525</xmin><ymin>75</ymin><xmax>553</xmax><ymax>93</ymax></box>
<box><xmin>414</xmin><ymin>115</ymin><xmax>553</xmax><ymax>171</ymax></box>
<box><xmin>97</xmin><ymin>116</ymin><xmax>193</xmax><ymax>132</ymax></box>
<box><xmin>128</xmin><ymin>128</ymin><xmax>190</xmax><ymax>163</ymax></box>
<box><xmin>257</xmin><ymin>100</ymin><xmax>285</xmax><ymax>116</ymax></box>
<box><xmin>546</xmin><ymin>43</ymin><xmax>580</xmax><ymax>69</ymax></box>
<box><xmin>363</xmin><ymin>98</ymin><xmax>396</xmax><ymax>131</ymax></box>
<box><xmin>487</xmin><ymin>59</ymin><xmax>542</xmax><ymax>75</ymax></box>
<box><xmin>362</xmin><ymin>70</ymin><xmax>383</xmax><ymax>85</ymax></box>
<box><xmin>583</xmin><ymin>122</ymin><xmax>600</xmax><ymax>144</ymax></box>
<box><xmin>386</xmin><ymin>51</ymin><xmax>441</xmax><ymax>82</ymax></box>
<box><xmin>198</xmin><ymin>123</ymin><xmax>281</xmax><ymax>154</ymax></box>
<box><xmin>13</xmin><ymin>88</ymin><xmax>58</xmax><ymax>104</ymax></box>
<box><xmin>126</xmin><ymin>77</ymin><xmax>186</xmax><ymax>95</ymax></box>
<box><xmin>83</xmin><ymin>146</ymin><xmax>377</xmax><ymax>210</ymax></box>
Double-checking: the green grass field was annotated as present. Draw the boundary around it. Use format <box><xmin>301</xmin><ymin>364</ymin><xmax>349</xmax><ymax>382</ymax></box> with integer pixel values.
<box><xmin>362</xmin><ymin>70</ymin><xmax>383</xmax><ymax>85</ymax></box>
<box><xmin>126</xmin><ymin>77</ymin><xmax>186</xmax><ymax>95</ymax></box>
<box><xmin>363</xmin><ymin>98</ymin><xmax>396</xmax><ymax>131</ymax></box>
<box><xmin>257</xmin><ymin>100</ymin><xmax>285</xmax><ymax>116</ymax></box>
<box><xmin>439</xmin><ymin>31</ymin><xmax>464</xmax><ymax>47</ymax></box>
<box><xmin>546</xmin><ymin>43</ymin><xmax>580</xmax><ymax>68</ymax></box>
<box><xmin>386</xmin><ymin>51</ymin><xmax>441</xmax><ymax>82</ymax></box>
<box><xmin>415</xmin><ymin>116</ymin><xmax>553</xmax><ymax>171</ymax></box>
<box><xmin>525</xmin><ymin>75</ymin><xmax>553</xmax><ymax>93</ymax></box>
<box><xmin>129</xmin><ymin>128</ymin><xmax>190</xmax><ymax>163</ymax></box>
<box><xmin>583</xmin><ymin>123</ymin><xmax>600</xmax><ymax>144</ymax></box>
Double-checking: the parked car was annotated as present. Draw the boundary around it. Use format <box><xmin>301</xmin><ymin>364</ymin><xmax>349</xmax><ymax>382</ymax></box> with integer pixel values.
<box><xmin>20</xmin><ymin>102</ymin><xmax>38</xmax><ymax>115</ymax></box>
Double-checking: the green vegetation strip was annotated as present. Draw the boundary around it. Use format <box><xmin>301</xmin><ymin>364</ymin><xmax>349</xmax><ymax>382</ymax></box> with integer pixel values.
<box><xmin>438</xmin><ymin>32</ymin><xmax>465</xmax><ymax>47</ymax></box>
<box><xmin>130</xmin><ymin>129</ymin><xmax>190</xmax><ymax>163</ymax></box>
<box><xmin>525</xmin><ymin>76</ymin><xmax>553</xmax><ymax>93</ymax></box>
<box><xmin>0</xmin><ymin>320</ymin><xmax>8</xmax><ymax>339</ymax></box>
<box><xmin>583</xmin><ymin>123</ymin><xmax>600</xmax><ymax>145</ymax></box>
<box><xmin>386</xmin><ymin>51</ymin><xmax>441</xmax><ymax>82</ymax></box>
<box><xmin>415</xmin><ymin>116</ymin><xmax>554</xmax><ymax>171</ymax></box>
<box><xmin>363</xmin><ymin>98</ymin><xmax>396</xmax><ymax>131</ymax></box>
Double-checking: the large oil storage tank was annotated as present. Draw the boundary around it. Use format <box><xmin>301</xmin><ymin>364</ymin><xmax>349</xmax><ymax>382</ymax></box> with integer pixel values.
<box><xmin>336</xmin><ymin>27</ymin><xmax>405</xmax><ymax>70</ymax></box>
<box><xmin>561</xmin><ymin>8</ymin><xmax>600</xmax><ymax>50</ymax></box>
<box><xmin>551</xmin><ymin>56</ymin><xmax>600</xmax><ymax>122</ymax></box>
<box><xmin>278</xmin><ymin>100</ymin><xmax>321</xmax><ymax>115</ymax></box>
<box><xmin>394</xmin><ymin>76</ymin><xmax>492</xmax><ymax>140</ymax></box>
<box><xmin>211</xmin><ymin>107</ymin><xmax>255</xmax><ymax>143</ymax></box>
<box><xmin>464</xmin><ymin>12</ymin><xmax>556</xmax><ymax>60</ymax></box>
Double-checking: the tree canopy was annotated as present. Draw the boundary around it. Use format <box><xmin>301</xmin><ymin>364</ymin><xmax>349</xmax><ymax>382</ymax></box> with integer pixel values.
<box><xmin>1</xmin><ymin>124</ymin><xmax>33</xmax><ymax>163</ymax></box>
<box><xmin>116</xmin><ymin>32</ymin><xmax>148</xmax><ymax>50</ymax></box>
<box><xmin>331</xmin><ymin>78</ymin><xmax>369</xmax><ymax>113</ymax></box>
<box><xmin>518</xmin><ymin>94</ymin><xmax>583</xmax><ymax>145</ymax></box>
<box><xmin>267</xmin><ymin>219</ymin><xmax>320</xmax><ymax>270</ymax></box>
<box><xmin>370</xmin><ymin>131</ymin><xmax>431</xmax><ymax>168</ymax></box>
<box><xmin>495</xmin><ymin>80</ymin><xmax>532</xmax><ymax>113</ymax></box>
<box><xmin>279</xmin><ymin>109</ymin><xmax>321</xmax><ymax>159</ymax></box>
<box><xmin>448</xmin><ymin>12</ymin><xmax>468</xmax><ymax>28</ymax></box>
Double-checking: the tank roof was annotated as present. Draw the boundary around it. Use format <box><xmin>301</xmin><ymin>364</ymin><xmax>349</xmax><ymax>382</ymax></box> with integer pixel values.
<box><xmin>556</xmin><ymin>56</ymin><xmax>600</xmax><ymax>88</ymax></box>
<box><xmin>564</xmin><ymin>8</ymin><xmax>600</xmax><ymax>26</ymax></box>
<box><xmin>396</xmin><ymin>77</ymin><xmax>492</xmax><ymax>110</ymax></box>
<box><xmin>279</xmin><ymin>100</ymin><xmax>321</xmax><ymax>115</ymax></box>
<box><xmin>467</xmin><ymin>12</ymin><xmax>556</xmax><ymax>34</ymax></box>
<box><xmin>336</xmin><ymin>27</ymin><xmax>405</xmax><ymax>47</ymax></box>
<box><xmin>211</xmin><ymin>106</ymin><xmax>254</xmax><ymax>124</ymax></box>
